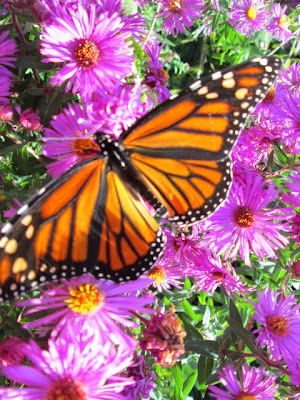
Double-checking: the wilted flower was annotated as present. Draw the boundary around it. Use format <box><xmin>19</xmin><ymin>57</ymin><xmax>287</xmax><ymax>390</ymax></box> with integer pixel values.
<box><xmin>140</xmin><ymin>306</ymin><xmax>186</xmax><ymax>367</ymax></box>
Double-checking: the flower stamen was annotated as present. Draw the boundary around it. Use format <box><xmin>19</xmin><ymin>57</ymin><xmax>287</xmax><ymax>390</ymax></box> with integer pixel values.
<box><xmin>65</xmin><ymin>284</ymin><xmax>104</xmax><ymax>315</ymax></box>
<box><xmin>75</xmin><ymin>39</ymin><xmax>100</xmax><ymax>68</ymax></box>
<box><xmin>234</xmin><ymin>206</ymin><xmax>255</xmax><ymax>228</ymax></box>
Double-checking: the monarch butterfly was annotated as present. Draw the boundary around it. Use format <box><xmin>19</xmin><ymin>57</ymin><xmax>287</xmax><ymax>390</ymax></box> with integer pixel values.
<box><xmin>0</xmin><ymin>56</ymin><xmax>281</xmax><ymax>302</ymax></box>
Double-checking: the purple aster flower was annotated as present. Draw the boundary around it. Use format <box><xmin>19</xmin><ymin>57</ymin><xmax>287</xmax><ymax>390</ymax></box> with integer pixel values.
<box><xmin>201</xmin><ymin>171</ymin><xmax>291</xmax><ymax>266</ymax></box>
<box><xmin>267</xmin><ymin>3</ymin><xmax>293</xmax><ymax>43</ymax></box>
<box><xmin>228</xmin><ymin>0</ymin><xmax>269</xmax><ymax>37</ymax></box>
<box><xmin>191</xmin><ymin>255</ymin><xmax>256</xmax><ymax>297</ymax></box>
<box><xmin>283</xmin><ymin>168</ymin><xmax>300</xmax><ymax>208</ymax></box>
<box><xmin>3</xmin><ymin>197</ymin><xmax>23</xmax><ymax>219</ymax></box>
<box><xmin>122</xmin><ymin>354</ymin><xmax>156</xmax><ymax>400</ymax></box>
<box><xmin>87</xmin><ymin>83</ymin><xmax>148</xmax><ymax>138</ymax></box>
<box><xmin>40</xmin><ymin>4</ymin><xmax>134</xmax><ymax>98</ymax></box>
<box><xmin>0</xmin><ymin>30</ymin><xmax>17</xmax><ymax>71</ymax></box>
<box><xmin>0</xmin><ymin>333</ymin><xmax>135</xmax><ymax>399</ymax></box>
<box><xmin>253</xmin><ymin>85</ymin><xmax>289</xmax><ymax>122</ymax></box>
<box><xmin>160</xmin><ymin>0</ymin><xmax>205</xmax><ymax>35</ymax></box>
<box><xmin>253</xmin><ymin>288</ymin><xmax>300</xmax><ymax>363</ymax></box>
<box><xmin>144</xmin><ymin>41</ymin><xmax>171</xmax><ymax>103</ymax></box>
<box><xmin>42</xmin><ymin>103</ymin><xmax>98</xmax><ymax>177</ymax></box>
<box><xmin>288</xmin><ymin>362</ymin><xmax>300</xmax><ymax>386</ymax></box>
<box><xmin>162</xmin><ymin>224</ymin><xmax>204</xmax><ymax>267</ymax></box>
<box><xmin>291</xmin><ymin>212</ymin><xmax>300</xmax><ymax>244</ymax></box>
<box><xmin>0</xmin><ymin>75</ymin><xmax>12</xmax><ymax>104</ymax></box>
<box><xmin>209</xmin><ymin>364</ymin><xmax>279</xmax><ymax>400</ymax></box>
<box><xmin>272</xmin><ymin>91</ymin><xmax>300</xmax><ymax>145</ymax></box>
<box><xmin>0</xmin><ymin>337</ymin><xmax>26</xmax><ymax>368</ymax></box>
<box><xmin>277</xmin><ymin>62</ymin><xmax>300</xmax><ymax>93</ymax></box>
<box><xmin>143</xmin><ymin>259</ymin><xmax>185</xmax><ymax>292</ymax></box>
<box><xmin>232</xmin><ymin>123</ymin><xmax>283</xmax><ymax>169</ymax></box>
<box><xmin>19</xmin><ymin>274</ymin><xmax>154</xmax><ymax>350</ymax></box>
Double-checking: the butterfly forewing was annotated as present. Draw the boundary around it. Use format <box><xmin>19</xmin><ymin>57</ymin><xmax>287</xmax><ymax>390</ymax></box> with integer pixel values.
<box><xmin>122</xmin><ymin>56</ymin><xmax>282</xmax><ymax>223</ymax></box>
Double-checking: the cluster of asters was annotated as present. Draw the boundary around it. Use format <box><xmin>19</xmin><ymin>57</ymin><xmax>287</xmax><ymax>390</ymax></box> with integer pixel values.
<box><xmin>0</xmin><ymin>0</ymin><xmax>299</xmax><ymax>399</ymax></box>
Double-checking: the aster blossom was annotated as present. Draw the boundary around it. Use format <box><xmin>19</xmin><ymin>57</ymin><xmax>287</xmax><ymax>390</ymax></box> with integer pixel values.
<box><xmin>201</xmin><ymin>171</ymin><xmax>291</xmax><ymax>266</ymax></box>
<box><xmin>160</xmin><ymin>0</ymin><xmax>205</xmax><ymax>35</ymax></box>
<box><xmin>42</xmin><ymin>103</ymin><xmax>97</xmax><ymax>177</ymax></box>
<box><xmin>0</xmin><ymin>332</ymin><xmax>135</xmax><ymax>399</ymax></box>
<box><xmin>87</xmin><ymin>83</ymin><xmax>148</xmax><ymax>138</ymax></box>
<box><xmin>0</xmin><ymin>30</ymin><xmax>17</xmax><ymax>72</ymax></box>
<box><xmin>191</xmin><ymin>255</ymin><xmax>255</xmax><ymax>297</ymax></box>
<box><xmin>267</xmin><ymin>3</ymin><xmax>293</xmax><ymax>43</ymax></box>
<box><xmin>228</xmin><ymin>0</ymin><xmax>269</xmax><ymax>38</ymax></box>
<box><xmin>209</xmin><ymin>364</ymin><xmax>279</xmax><ymax>400</ymax></box>
<box><xmin>253</xmin><ymin>288</ymin><xmax>300</xmax><ymax>363</ymax></box>
<box><xmin>144</xmin><ymin>41</ymin><xmax>171</xmax><ymax>103</ymax></box>
<box><xmin>19</xmin><ymin>274</ymin><xmax>154</xmax><ymax>349</ymax></box>
<box><xmin>40</xmin><ymin>3</ymin><xmax>134</xmax><ymax>98</ymax></box>
<box><xmin>277</xmin><ymin>62</ymin><xmax>300</xmax><ymax>93</ymax></box>
<box><xmin>144</xmin><ymin>259</ymin><xmax>185</xmax><ymax>292</ymax></box>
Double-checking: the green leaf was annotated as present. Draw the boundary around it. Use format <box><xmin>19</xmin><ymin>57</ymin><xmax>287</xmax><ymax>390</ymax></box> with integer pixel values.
<box><xmin>181</xmin><ymin>299</ymin><xmax>200</xmax><ymax>321</ymax></box>
<box><xmin>182</xmin><ymin>369</ymin><xmax>198</xmax><ymax>399</ymax></box>
<box><xmin>198</xmin><ymin>356</ymin><xmax>214</xmax><ymax>385</ymax></box>
<box><xmin>229</xmin><ymin>299</ymin><xmax>243</xmax><ymax>325</ymax></box>
<box><xmin>226</xmin><ymin>318</ymin><xmax>257</xmax><ymax>354</ymax></box>
<box><xmin>172</xmin><ymin>362</ymin><xmax>183</xmax><ymax>400</ymax></box>
<box><xmin>185</xmin><ymin>340</ymin><xmax>219</xmax><ymax>359</ymax></box>
<box><xmin>181</xmin><ymin>314</ymin><xmax>203</xmax><ymax>341</ymax></box>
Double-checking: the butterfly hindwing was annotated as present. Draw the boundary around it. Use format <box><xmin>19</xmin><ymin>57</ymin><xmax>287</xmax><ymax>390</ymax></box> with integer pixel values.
<box><xmin>0</xmin><ymin>157</ymin><xmax>163</xmax><ymax>301</ymax></box>
<box><xmin>122</xmin><ymin>56</ymin><xmax>282</xmax><ymax>223</ymax></box>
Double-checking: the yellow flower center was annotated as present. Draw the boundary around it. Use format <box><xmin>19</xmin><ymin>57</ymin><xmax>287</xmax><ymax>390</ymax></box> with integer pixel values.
<box><xmin>263</xmin><ymin>87</ymin><xmax>276</xmax><ymax>103</ymax></box>
<box><xmin>278</xmin><ymin>15</ymin><xmax>289</xmax><ymax>29</ymax></box>
<box><xmin>237</xmin><ymin>394</ymin><xmax>257</xmax><ymax>400</ymax></box>
<box><xmin>169</xmin><ymin>0</ymin><xmax>183</xmax><ymax>12</ymax></box>
<box><xmin>75</xmin><ymin>39</ymin><xmax>100</xmax><ymax>68</ymax></box>
<box><xmin>64</xmin><ymin>284</ymin><xmax>104</xmax><ymax>315</ymax></box>
<box><xmin>266</xmin><ymin>314</ymin><xmax>291</xmax><ymax>338</ymax></box>
<box><xmin>148</xmin><ymin>266</ymin><xmax>166</xmax><ymax>285</ymax></box>
<box><xmin>47</xmin><ymin>378</ymin><xmax>87</xmax><ymax>400</ymax></box>
<box><xmin>234</xmin><ymin>206</ymin><xmax>255</xmax><ymax>228</ymax></box>
<box><xmin>72</xmin><ymin>136</ymin><xmax>98</xmax><ymax>154</ymax></box>
<box><xmin>245</xmin><ymin>6</ymin><xmax>257</xmax><ymax>20</ymax></box>
<box><xmin>212</xmin><ymin>271</ymin><xmax>226</xmax><ymax>282</ymax></box>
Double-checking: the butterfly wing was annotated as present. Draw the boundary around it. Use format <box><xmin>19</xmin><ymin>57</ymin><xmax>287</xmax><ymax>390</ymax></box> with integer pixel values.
<box><xmin>0</xmin><ymin>157</ymin><xmax>163</xmax><ymax>301</ymax></box>
<box><xmin>122</xmin><ymin>57</ymin><xmax>282</xmax><ymax>224</ymax></box>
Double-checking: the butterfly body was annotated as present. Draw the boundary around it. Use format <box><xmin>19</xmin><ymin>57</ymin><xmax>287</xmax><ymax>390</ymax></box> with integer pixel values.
<box><xmin>0</xmin><ymin>57</ymin><xmax>282</xmax><ymax>301</ymax></box>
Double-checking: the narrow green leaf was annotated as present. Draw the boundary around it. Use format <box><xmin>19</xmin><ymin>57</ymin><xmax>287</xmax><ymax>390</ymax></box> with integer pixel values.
<box><xmin>182</xmin><ymin>369</ymin><xmax>198</xmax><ymax>399</ymax></box>
<box><xmin>229</xmin><ymin>299</ymin><xmax>243</xmax><ymax>325</ymax></box>
<box><xmin>185</xmin><ymin>340</ymin><xmax>219</xmax><ymax>359</ymax></box>
<box><xmin>226</xmin><ymin>318</ymin><xmax>257</xmax><ymax>354</ymax></box>
<box><xmin>172</xmin><ymin>362</ymin><xmax>183</xmax><ymax>400</ymax></box>
<box><xmin>181</xmin><ymin>314</ymin><xmax>203</xmax><ymax>341</ymax></box>
<box><xmin>198</xmin><ymin>356</ymin><xmax>214</xmax><ymax>385</ymax></box>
